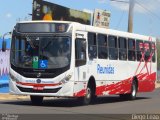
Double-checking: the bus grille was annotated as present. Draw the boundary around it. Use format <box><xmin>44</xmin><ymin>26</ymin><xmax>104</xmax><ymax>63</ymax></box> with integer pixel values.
<box><xmin>17</xmin><ymin>86</ymin><xmax>62</xmax><ymax>93</ymax></box>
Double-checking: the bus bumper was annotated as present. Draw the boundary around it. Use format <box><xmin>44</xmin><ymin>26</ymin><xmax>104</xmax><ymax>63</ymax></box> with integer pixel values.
<box><xmin>9</xmin><ymin>79</ymin><xmax>75</xmax><ymax>97</ymax></box>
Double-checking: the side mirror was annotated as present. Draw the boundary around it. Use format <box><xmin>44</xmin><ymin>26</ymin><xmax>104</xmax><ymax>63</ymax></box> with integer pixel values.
<box><xmin>2</xmin><ymin>40</ymin><xmax>6</xmax><ymax>52</ymax></box>
<box><xmin>2</xmin><ymin>32</ymin><xmax>11</xmax><ymax>52</ymax></box>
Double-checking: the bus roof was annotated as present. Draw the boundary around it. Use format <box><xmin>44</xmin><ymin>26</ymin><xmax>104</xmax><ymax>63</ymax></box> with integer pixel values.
<box><xmin>17</xmin><ymin>20</ymin><xmax>156</xmax><ymax>42</ymax></box>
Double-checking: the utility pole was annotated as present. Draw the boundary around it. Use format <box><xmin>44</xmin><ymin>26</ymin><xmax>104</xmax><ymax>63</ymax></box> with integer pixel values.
<box><xmin>128</xmin><ymin>0</ymin><xmax>135</xmax><ymax>33</ymax></box>
<box><xmin>110</xmin><ymin>0</ymin><xmax>135</xmax><ymax>33</ymax></box>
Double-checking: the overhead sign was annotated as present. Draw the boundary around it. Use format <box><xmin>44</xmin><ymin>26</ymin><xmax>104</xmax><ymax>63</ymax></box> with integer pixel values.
<box><xmin>32</xmin><ymin>0</ymin><xmax>91</xmax><ymax>25</ymax></box>
<box><xmin>93</xmin><ymin>9</ymin><xmax>111</xmax><ymax>29</ymax></box>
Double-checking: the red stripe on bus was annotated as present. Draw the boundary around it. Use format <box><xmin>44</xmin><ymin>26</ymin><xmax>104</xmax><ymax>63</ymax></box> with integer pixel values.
<box><xmin>74</xmin><ymin>72</ymin><xmax>156</xmax><ymax>97</ymax></box>
<box><xmin>16</xmin><ymin>82</ymin><xmax>62</xmax><ymax>87</ymax></box>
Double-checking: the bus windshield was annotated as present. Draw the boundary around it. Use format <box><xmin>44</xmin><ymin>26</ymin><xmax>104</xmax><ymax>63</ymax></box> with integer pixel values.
<box><xmin>11</xmin><ymin>36</ymin><xmax>71</xmax><ymax>69</ymax></box>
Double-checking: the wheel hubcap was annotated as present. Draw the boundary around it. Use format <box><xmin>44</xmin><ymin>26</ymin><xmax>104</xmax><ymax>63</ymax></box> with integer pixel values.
<box><xmin>86</xmin><ymin>88</ymin><xmax>91</xmax><ymax>99</ymax></box>
<box><xmin>132</xmin><ymin>85</ymin><xmax>136</xmax><ymax>97</ymax></box>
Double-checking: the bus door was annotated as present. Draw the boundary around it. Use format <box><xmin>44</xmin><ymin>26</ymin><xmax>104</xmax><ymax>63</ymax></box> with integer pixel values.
<box><xmin>75</xmin><ymin>31</ymin><xmax>87</xmax><ymax>82</ymax></box>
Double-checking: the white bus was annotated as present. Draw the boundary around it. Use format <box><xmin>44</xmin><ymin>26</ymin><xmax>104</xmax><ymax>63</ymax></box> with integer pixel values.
<box><xmin>4</xmin><ymin>21</ymin><xmax>157</xmax><ymax>105</ymax></box>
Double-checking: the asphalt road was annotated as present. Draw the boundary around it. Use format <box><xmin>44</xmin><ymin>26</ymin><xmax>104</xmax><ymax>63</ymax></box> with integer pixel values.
<box><xmin>0</xmin><ymin>89</ymin><xmax>160</xmax><ymax>120</ymax></box>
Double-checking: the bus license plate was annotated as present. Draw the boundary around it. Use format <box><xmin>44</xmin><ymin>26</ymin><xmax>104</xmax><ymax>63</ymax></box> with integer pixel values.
<box><xmin>33</xmin><ymin>87</ymin><xmax>44</xmax><ymax>91</ymax></box>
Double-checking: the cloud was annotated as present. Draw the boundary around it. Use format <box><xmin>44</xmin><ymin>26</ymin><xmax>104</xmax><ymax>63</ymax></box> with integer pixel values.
<box><xmin>5</xmin><ymin>13</ymin><xmax>12</xmax><ymax>18</ymax></box>
<box><xmin>98</xmin><ymin>0</ymin><xmax>107</xmax><ymax>4</ymax></box>
<box><xmin>110</xmin><ymin>1</ymin><xmax>129</xmax><ymax>11</ymax></box>
<box><xmin>110</xmin><ymin>0</ymin><xmax>159</xmax><ymax>14</ymax></box>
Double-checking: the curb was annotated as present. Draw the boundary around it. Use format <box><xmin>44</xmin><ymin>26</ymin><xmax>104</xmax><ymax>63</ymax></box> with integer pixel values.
<box><xmin>156</xmin><ymin>82</ymin><xmax>160</xmax><ymax>88</ymax></box>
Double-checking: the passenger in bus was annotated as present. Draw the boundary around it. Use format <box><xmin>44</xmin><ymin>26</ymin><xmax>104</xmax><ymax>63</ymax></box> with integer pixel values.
<box><xmin>128</xmin><ymin>51</ymin><xmax>135</xmax><ymax>61</ymax></box>
<box><xmin>89</xmin><ymin>46</ymin><xmax>97</xmax><ymax>59</ymax></box>
<box><xmin>132</xmin><ymin>53</ymin><xmax>136</xmax><ymax>61</ymax></box>
<box><xmin>120</xmin><ymin>51</ymin><xmax>127</xmax><ymax>60</ymax></box>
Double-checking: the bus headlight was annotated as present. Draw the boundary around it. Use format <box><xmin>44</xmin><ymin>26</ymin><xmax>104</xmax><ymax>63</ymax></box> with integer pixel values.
<box><xmin>9</xmin><ymin>72</ymin><xmax>19</xmax><ymax>82</ymax></box>
<box><xmin>60</xmin><ymin>75</ymin><xmax>72</xmax><ymax>84</ymax></box>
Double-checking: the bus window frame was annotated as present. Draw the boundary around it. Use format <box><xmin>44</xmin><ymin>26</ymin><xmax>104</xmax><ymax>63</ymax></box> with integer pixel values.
<box><xmin>128</xmin><ymin>38</ymin><xmax>136</xmax><ymax>61</ymax></box>
<box><xmin>118</xmin><ymin>37</ymin><xmax>127</xmax><ymax>61</ymax></box>
<box><xmin>97</xmin><ymin>34</ymin><xmax>108</xmax><ymax>59</ymax></box>
<box><xmin>108</xmin><ymin>35</ymin><xmax>118</xmax><ymax>60</ymax></box>
<box><xmin>151</xmin><ymin>42</ymin><xmax>156</xmax><ymax>63</ymax></box>
<box><xmin>136</xmin><ymin>40</ymin><xmax>144</xmax><ymax>62</ymax></box>
<box><xmin>144</xmin><ymin>41</ymin><xmax>151</xmax><ymax>62</ymax></box>
<box><xmin>88</xmin><ymin>32</ymin><xmax>97</xmax><ymax>60</ymax></box>
<box><xmin>75</xmin><ymin>38</ymin><xmax>87</xmax><ymax>67</ymax></box>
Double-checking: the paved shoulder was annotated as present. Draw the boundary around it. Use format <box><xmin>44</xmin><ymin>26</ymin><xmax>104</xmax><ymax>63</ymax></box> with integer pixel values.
<box><xmin>0</xmin><ymin>94</ymin><xmax>29</xmax><ymax>101</ymax></box>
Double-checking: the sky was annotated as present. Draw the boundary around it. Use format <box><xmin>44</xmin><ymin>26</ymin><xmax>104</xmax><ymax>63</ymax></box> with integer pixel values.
<box><xmin>0</xmin><ymin>0</ymin><xmax>160</xmax><ymax>38</ymax></box>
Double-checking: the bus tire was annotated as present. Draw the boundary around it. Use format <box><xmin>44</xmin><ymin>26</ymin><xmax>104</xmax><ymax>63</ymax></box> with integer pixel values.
<box><xmin>30</xmin><ymin>96</ymin><xmax>43</xmax><ymax>105</ymax></box>
<box><xmin>120</xmin><ymin>80</ymin><xmax>137</xmax><ymax>100</ymax></box>
<box><xmin>129</xmin><ymin>80</ymin><xmax>137</xmax><ymax>100</ymax></box>
<box><xmin>79</xmin><ymin>85</ymin><xmax>92</xmax><ymax>105</ymax></box>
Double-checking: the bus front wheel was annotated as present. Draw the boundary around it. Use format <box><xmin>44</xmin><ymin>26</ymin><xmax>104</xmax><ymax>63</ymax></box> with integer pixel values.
<box><xmin>79</xmin><ymin>85</ymin><xmax>93</xmax><ymax>105</ymax></box>
<box><xmin>30</xmin><ymin>96</ymin><xmax>43</xmax><ymax>105</ymax></box>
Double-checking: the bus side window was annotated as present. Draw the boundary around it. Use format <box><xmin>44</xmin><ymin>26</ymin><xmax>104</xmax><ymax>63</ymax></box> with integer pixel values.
<box><xmin>128</xmin><ymin>38</ymin><xmax>136</xmax><ymax>61</ymax></box>
<box><xmin>88</xmin><ymin>32</ymin><xmax>97</xmax><ymax>59</ymax></box>
<box><xmin>151</xmin><ymin>42</ymin><xmax>156</xmax><ymax>63</ymax></box>
<box><xmin>144</xmin><ymin>41</ymin><xmax>151</xmax><ymax>62</ymax></box>
<box><xmin>118</xmin><ymin>37</ymin><xmax>127</xmax><ymax>60</ymax></box>
<box><xmin>136</xmin><ymin>40</ymin><xmax>143</xmax><ymax>61</ymax></box>
<box><xmin>97</xmin><ymin>34</ymin><xmax>108</xmax><ymax>59</ymax></box>
<box><xmin>108</xmin><ymin>35</ymin><xmax>118</xmax><ymax>60</ymax></box>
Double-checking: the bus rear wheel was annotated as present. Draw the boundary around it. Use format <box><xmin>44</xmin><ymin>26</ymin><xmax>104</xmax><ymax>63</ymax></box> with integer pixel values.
<box><xmin>30</xmin><ymin>96</ymin><xmax>43</xmax><ymax>105</ymax></box>
<box><xmin>129</xmin><ymin>80</ymin><xmax>137</xmax><ymax>100</ymax></box>
<box><xmin>120</xmin><ymin>80</ymin><xmax>137</xmax><ymax>100</ymax></box>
